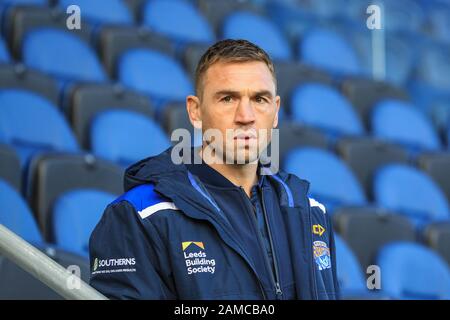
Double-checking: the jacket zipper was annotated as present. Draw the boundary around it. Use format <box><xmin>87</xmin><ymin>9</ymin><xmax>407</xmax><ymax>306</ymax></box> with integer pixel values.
<box><xmin>239</xmin><ymin>186</ymin><xmax>283</xmax><ymax>299</ymax></box>
<box><xmin>259</xmin><ymin>186</ymin><xmax>283</xmax><ymax>299</ymax></box>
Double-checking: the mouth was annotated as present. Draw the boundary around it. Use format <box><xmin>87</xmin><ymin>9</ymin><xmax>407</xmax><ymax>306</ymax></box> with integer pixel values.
<box><xmin>233</xmin><ymin>132</ymin><xmax>257</xmax><ymax>140</ymax></box>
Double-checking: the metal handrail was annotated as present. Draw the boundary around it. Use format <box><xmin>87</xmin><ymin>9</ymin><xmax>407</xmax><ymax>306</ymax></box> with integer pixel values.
<box><xmin>0</xmin><ymin>224</ymin><xmax>107</xmax><ymax>300</ymax></box>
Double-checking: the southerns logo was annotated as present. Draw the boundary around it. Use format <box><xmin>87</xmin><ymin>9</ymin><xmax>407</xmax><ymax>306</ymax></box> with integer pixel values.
<box><xmin>91</xmin><ymin>257</ymin><xmax>136</xmax><ymax>275</ymax></box>
<box><xmin>313</xmin><ymin>241</ymin><xmax>331</xmax><ymax>271</ymax></box>
<box><xmin>182</xmin><ymin>241</ymin><xmax>216</xmax><ymax>275</ymax></box>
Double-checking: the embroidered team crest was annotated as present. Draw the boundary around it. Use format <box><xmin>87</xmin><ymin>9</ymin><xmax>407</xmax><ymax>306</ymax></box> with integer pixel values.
<box><xmin>313</xmin><ymin>241</ymin><xmax>331</xmax><ymax>271</ymax></box>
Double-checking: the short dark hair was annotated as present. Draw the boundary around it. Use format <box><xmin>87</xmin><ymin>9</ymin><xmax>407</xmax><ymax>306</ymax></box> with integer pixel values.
<box><xmin>195</xmin><ymin>39</ymin><xmax>276</xmax><ymax>97</ymax></box>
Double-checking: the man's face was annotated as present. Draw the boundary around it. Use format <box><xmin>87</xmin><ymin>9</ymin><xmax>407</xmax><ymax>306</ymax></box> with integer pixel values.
<box><xmin>193</xmin><ymin>60</ymin><xmax>280</xmax><ymax>164</ymax></box>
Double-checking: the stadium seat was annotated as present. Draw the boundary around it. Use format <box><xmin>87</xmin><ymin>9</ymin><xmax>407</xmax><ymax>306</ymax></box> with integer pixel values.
<box><xmin>334</xmin><ymin>234</ymin><xmax>371</xmax><ymax>299</ymax></box>
<box><xmin>0</xmin><ymin>64</ymin><xmax>59</xmax><ymax>105</ymax></box>
<box><xmin>58</xmin><ymin>0</ymin><xmax>134</xmax><ymax>26</ymax></box>
<box><xmin>371</xmin><ymin>99</ymin><xmax>442</xmax><ymax>153</ymax></box>
<box><xmin>336</xmin><ymin>137</ymin><xmax>409</xmax><ymax>197</ymax></box>
<box><xmin>182</xmin><ymin>43</ymin><xmax>209</xmax><ymax>80</ymax></box>
<box><xmin>373</xmin><ymin>164</ymin><xmax>450</xmax><ymax>226</ymax></box>
<box><xmin>98</xmin><ymin>26</ymin><xmax>175</xmax><ymax>77</ymax></box>
<box><xmin>0</xmin><ymin>244</ymin><xmax>89</xmax><ymax>299</ymax></box>
<box><xmin>377</xmin><ymin>242</ymin><xmax>450</xmax><ymax>299</ymax></box>
<box><xmin>418</xmin><ymin>152</ymin><xmax>450</xmax><ymax>203</ymax></box>
<box><xmin>283</xmin><ymin>147</ymin><xmax>367</xmax><ymax>212</ymax></box>
<box><xmin>67</xmin><ymin>83</ymin><xmax>154</xmax><ymax>148</ymax></box>
<box><xmin>265</xmin><ymin>0</ymin><xmax>320</xmax><ymax>44</ymax></box>
<box><xmin>0</xmin><ymin>179</ymin><xmax>43</xmax><ymax>244</ymax></box>
<box><xmin>428</xmin><ymin>4</ymin><xmax>450</xmax><ymax>44</ymax></box>
<box><xmin>91</xmin><ymin>110</ymin><xmax>171</xmax><ymax>167</ymax></box>
<box><xmin>0</xmin><ymin>89</ymin><xmax>79</xmax><ymax>166</ymax></box>
<box><xmin>415</xmin><ymin>43</ymin><xmax>450</xmax><ymax>93</ymax></box>
<box><xmin>0</xmin><ymin>144</ymin><xmax>21</xmax><ymax>191</ymax></box>
<box><xmin>162</xmin><ymin>102</ymin><xmax>202</xmax><ymax>147</ymax></box>
<box><xmin>333</xmin><ymin>207</ymin><xmax>416</xmax><ymax>270</ymax></box>
<box><xmin>197</xmin><ymin>0</ymin><xmax>264</xmax><ymax>34</ymax></box>
<box><xmin>340</xmin><ymin>77</ymin><xmax>409</xmax><ymax>126</ymax></box>
<box><xmin>222</xmin><ymin>11</ymin><xmax>292</xmax><ymax>61</ymax></box>
<box><xmin>142</xmin><ymin>0</ymin><xmax>214</xmax><ymax>46</ymax></box>
<box><xmin>117</xmin><ymin>48</ymin><xmax>193</xmax><ymax>110</ymax></box>
<box><xmin>276</xmin><ymin>61</ymin><xmax>333</xmax><ymax>108</ymax></box>
<box><xmin>299</xmin><ymin>28</ymin><xmax>363</xmax><ymax>76</ymax></box>
<box><xmin>277</xmin><ymin>122</ymin><xmax>328</xmax><ymax>165</ymax></box>
<box><xmin>0</xmin><ymin>36</ymin><xmax>11</xmax><ymax>62</ymax></box>
<box><xmin>290</xmin><ymin>83</ymin><xmax>365</xmax><ymax>138</ymax></box>
<box><xmin>53</xmin><ymin>189</ymin><xmax>116</xmax><ymax>257</ymax></box>
<box><xmin>22</xmin><ymin>27</ymin><xmax>107</xmax><ymax>83</ymax></box>
<box><xmin>423</xmin><ymin>222</ymin><xmax>450</xmax><ymax>267</ymax></box>
<box><xmin>5</xmin><ymin>6</ymin><xmax>93</xmax><ymax>58</ymax></box>
<box><xmin>26</xmin><ymin>153</ymin><xmax>123</xmax><ymax>240</ymax></box>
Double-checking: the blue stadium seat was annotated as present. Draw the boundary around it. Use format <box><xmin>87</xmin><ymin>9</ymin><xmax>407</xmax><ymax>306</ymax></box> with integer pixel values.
<box><xmin>91</xmin><ymin>109</ymin><xmax>171</xmax><ymax>167</ymax></box>
<box><xmin>290</xmin><ymin>83</ymin><xmax>364</xmax><ymax>138</ymax></box>
<box><xmin>299</xmin><ymin>28</ymin><xmax>362</xmax><ymax>76</ymax></box>
<box><xmin>374</xmin><ymin>164</ymin><xmax>450</xmax><ymax>226</ymax></box>
<box><xmin>371</xmin><ymin>99</ymin><xmax>442</xmax><ymax>153</ymax></box>
<box><xmin>0</xmin><ymin>89</ymin><xmax>79</xmax><ymax>165</ymax></box>
<box><xmin>0</xmin><ymin>37</ymin><xmax>11</xmax><ymax>63</ymax></box>
<box><xmin>118</xmin><ymin>48</ymin><xmax>193</xmax><ymax>110</ymax></box>
<box><xmin>58</xmin><ymin>0</ymin><xmax>134</xmax><ymax>26</ymax></box>
<box><xmin>142</xmin><ymin>0</ymin><xmax>214</xmax><ymax>45</ymax></box>
<box><xmin>22</xmin><ymin>27</ymin><xmax>107</xmax><ymax>83</ymax></box>
<box><xmin>0</xmin><ymin>179</ymin><xmax>43</xmax><ymax>244</ymax></box>
<box><xmin>222</xmin><ymin>11</ymin><xmax>292</xmax><ymax>61</ymax></box>
<box><xmin>377</xmin><ymin>242</ymin><xmax>450</xmax><ymax>299</ymax></box>
<box><xmin>428</xmin><ymin>4</ymin><xmax>450</xmax><ymax>44</ymax></box>
<box><xmin>334</xmin><ymin>234</ymin><xmax>367</xmax><ymax>297</ymax></box>
<box><xmin>53</xmin><ymin>189</ymin><xmax>116</xmax><ymax>257</ymax></box>
<box><xmin>283</xmin><ymin>147</ymin><xmax>367</xmax><ymax>212</ymax></box>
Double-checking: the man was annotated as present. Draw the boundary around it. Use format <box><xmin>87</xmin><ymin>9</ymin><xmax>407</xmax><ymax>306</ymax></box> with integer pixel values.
<box><xmin>89</xmin><ymin>39</ymin><xmax>339</xmax><ymax>300</ymax></box>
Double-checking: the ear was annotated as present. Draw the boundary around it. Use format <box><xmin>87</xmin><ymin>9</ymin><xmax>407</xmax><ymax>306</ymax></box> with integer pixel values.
<box><xmin>273</xmin><ymin>95</ymin><xmax>281</xmax><ymax>128</ymax></box>
<box><xmin>186</xmin><ymin>95</ymin><xmax>202</xmax><ymax>130</ymax></box>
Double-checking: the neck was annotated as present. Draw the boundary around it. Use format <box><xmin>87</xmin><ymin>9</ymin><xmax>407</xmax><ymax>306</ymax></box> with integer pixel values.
<box><xmin>199</xmin><ymin>148</ymin><xmax>258</xmax><ymax>198</ymax></box>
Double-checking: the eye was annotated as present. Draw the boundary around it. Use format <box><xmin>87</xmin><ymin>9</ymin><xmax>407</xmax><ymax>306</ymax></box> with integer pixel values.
<box><xmin>255</xmin><ymin>96</ymin><xmax>267</xmax><ymax>104</ymax></box>
<box><xmin>221</xmin><ymin>96</ymin><xmax>233</xmax><ymax>103</ymax></box>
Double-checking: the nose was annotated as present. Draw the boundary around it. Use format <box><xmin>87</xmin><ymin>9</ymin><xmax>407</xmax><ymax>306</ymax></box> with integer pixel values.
<box><xmin>234</xmin><ymin>97</ymin><xmax>256</xmax><ymax>125</ymax></box>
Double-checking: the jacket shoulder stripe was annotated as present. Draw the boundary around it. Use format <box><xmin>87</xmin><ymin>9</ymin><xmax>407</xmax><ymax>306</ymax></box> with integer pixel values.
<box><xmin>309</xmin><ymin>198</ymin><xmax>326</xmax><ymax>214</ymax></box>
<box><xmin>138</xmin><ymin>201</ymin><xmax>179</xmax><ymax>219</ymax></box>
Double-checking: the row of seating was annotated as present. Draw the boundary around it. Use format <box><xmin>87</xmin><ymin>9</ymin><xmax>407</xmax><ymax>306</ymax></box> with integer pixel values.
<box><xmin>336</xmin><ymin>233</ymin><xmax>450</xmax><ymax>299</ymax></box>
<box><xmin>1</xmin><ymin>1</ymin><xmax>449</xmax><ymax>91</ymax></box>
<box><xmin>2</xmin><ymin>174</ymin><xmax>450</xmax><ymax>299</ymax></box>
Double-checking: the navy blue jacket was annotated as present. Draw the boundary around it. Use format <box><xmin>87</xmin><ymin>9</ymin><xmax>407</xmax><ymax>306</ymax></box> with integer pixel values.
<box><xmin>89</xmin><ymin>148</ymin><xmax>339</xmax><ymax>300</ymax></box>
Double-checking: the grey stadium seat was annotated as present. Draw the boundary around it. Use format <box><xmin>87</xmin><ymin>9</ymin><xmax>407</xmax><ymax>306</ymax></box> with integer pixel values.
<box><xmin>417</xmin><ymin>152</ymin><xmax>450</xmax><ymax>203</ymax></box>
<box><xmin>26</xmin><ymin>153</ymin><xmax>123</xmax><ymax>241</ymax></box>
<box><xmin>0</xmin><ymin>63</ymin><xmax>59</xmax><ymax>105</ymax></box>
<box><xmin>98</xmin><ymin>26</ymin><xmax>175</xmax><ymax>77</ymax></box>
<box><xmin>336</xmin><ymin>137</ymin><xmax>409</xmax><ymax>199</ymax></box>
<box><xmin>423</xmin><ymin>222</ymin><xmax>450</xmax><ymax>266</ymax></box>
<box><xmin>0</xmin><ymin>143</ymin><xmax>21</xmax><ymax>191</ymax></box>
<box><xmin>333</xmin><ymin>206</ymin><xmax>416</xmax><ymax>271</ymax></box>
<box><xmin>67</xmin><ymin>83</ymin><xmax>154</xmax><ymax>148</ymax></box>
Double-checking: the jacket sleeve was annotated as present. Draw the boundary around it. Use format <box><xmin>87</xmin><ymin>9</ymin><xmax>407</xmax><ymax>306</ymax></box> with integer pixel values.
<box><xmin>89</xmin><ymin>200</ymin><xmax>177</xmax><ymax>300</ymax></box>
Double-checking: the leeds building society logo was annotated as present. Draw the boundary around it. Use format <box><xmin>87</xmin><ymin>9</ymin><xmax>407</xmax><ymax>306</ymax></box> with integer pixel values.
<box><xmin>182</xmin><ymin>241</ymin><xmax>216</xmax><ymax>275</ymax></box>
<box><xmin>313</xmin><ymin>241</ymin><xmax>331</xmax><ymax>271</ymax></box>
